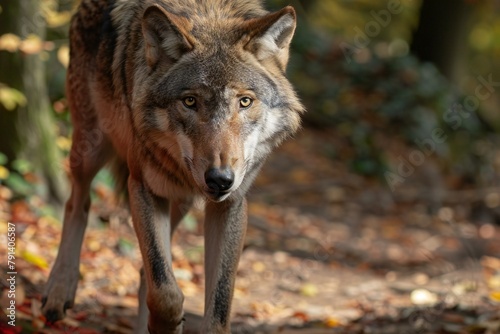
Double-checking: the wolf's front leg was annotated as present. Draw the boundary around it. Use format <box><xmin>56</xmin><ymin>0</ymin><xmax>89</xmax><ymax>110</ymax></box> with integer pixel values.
<box><xmin>128</xmin><ymin>177</ymin><xmax>184</xmax><ymax>334</ymax></box>
<box><xmin>134</xmin><ymin>199</ymin><xmax>193</xmax><ymax>334</ymax></box>
<box><xmin>203</xmin><ymin>198</ymin><xmax>247</xmax><ymax>333</ymax></box>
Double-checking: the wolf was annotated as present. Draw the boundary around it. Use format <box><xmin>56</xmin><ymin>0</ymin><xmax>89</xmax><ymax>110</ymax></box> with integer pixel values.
<box><xmin>42</xmin><ymin>0</ymin><xmax>304</xmax><ymax>332</ymax></box>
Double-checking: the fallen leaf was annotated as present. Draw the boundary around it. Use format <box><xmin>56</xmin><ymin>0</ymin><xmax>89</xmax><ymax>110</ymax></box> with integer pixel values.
<box><xmin>300</xmin><ymin>283</ymin><xmax>318</xmax><ymax>297</ymax></box>
<box><xmin>252</xmin><ymin>261</ymin><xmax>266</xmax><ymax>273</ymax></box>
<box><xmin>488</xmin><ymin>276</ymin><xmax>500</xmax><ymax>290</ymax></box>
<box><xmin>411</xmin><ymin>289</ymin><xmax>438</xmax><ymax>306</ymax></box>
<box><xmin>292</xmin><ymin>311</ymin><xmax>309</xmax><ymax>322</ymax></box>
<box><xmin>325</xmin><ymin>316</ymin><xmax>342</xmax><ymax>327</ymax></box>
<box><xmin>489</xmin><ymin>291</ymin><xmax>500</xmax><ymax>302</ymax></box>
<box><xmin>20</xmin><ymin>250</ymin><xmax>49</xmax><ymax>269</ymax></box>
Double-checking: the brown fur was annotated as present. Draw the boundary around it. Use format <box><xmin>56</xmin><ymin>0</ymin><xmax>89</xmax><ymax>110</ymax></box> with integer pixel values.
<box><xmin>43</xmin><ymin>0</ymin><xmax>304</xmax><ymax>333</ymax></box>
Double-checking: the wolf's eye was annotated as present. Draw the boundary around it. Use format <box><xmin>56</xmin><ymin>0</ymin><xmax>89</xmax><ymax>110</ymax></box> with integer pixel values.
<box><xmin>183</xmin><ymin>97</ymin><xmax>197</xmax><ymax>109</ymax></box>
<box><xmin>239</xmin><ymin>97</ymin><xmax>253</xmax><ymax>109</ymax></box>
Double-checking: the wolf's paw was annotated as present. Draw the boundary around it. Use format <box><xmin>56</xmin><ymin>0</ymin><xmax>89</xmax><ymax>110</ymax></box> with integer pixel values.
<box><xmin>42</xmin><ymin>270</ymin><xmax>79</xmax><ymax>323</ymax></box>
<box><xmin>148</xmin><ymin>314</ymin><xmax>185</xmax><ymax>334</ymax></box>
<box><xmin>148</xmin><ymin>322</ymin><xmax>183</xmax><ymax>334</ymax></box>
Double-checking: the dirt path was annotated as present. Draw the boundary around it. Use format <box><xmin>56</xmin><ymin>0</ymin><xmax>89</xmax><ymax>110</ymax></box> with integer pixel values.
<box><xmin>1</xmin><ymin>129</ymin><xmax>500</xmax><ymax>333</ymax></box>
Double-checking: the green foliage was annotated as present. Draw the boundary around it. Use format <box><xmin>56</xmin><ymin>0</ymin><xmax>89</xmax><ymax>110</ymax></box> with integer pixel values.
<box><xmin>4</xmin><ymin>173</ymin><xmax>33</xmax><ymax>197</ymax></box>
<box><xmin>0</xmin><ymin>152</ymin><xmax>7</xmax><ymax>165</ymax></box>
<box><xmin>12</xmin><ymin>159</ymin><xmax>34</xmax><ymax>174</ymax></box>
<box><xmin>3</xmin><ymin>0</ymin><xmax>500</xmax><ymax>191</ymax></box>
<box><xmin>0</xmin><ymin>154</ymin><xmax>36</xmax><ymax>197</ymax></box>
<box><xmin>0</xmin><ymin>85</ymin><xmax>26</xmax><ymax>110</ymax></box>
<box><xmin>288</xmin><ymin>43</ymin><xmax>453</xmax><ymax>176</ymax></box>
<box><xmin>93</xmin><ymin>168</ymin><xmax>115</xmax><ymax>189</ymax></box>
<box><xmin>267</xmin><ymin>0</ymin><xmax>500</xmax><ymax>184</ymax></box>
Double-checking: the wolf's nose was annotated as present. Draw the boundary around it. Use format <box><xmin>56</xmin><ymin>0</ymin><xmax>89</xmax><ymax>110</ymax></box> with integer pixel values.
<box><xmin>205</xmin><ymin>168</ymin><xmax>235</xmax><ymax>193</ymax></box>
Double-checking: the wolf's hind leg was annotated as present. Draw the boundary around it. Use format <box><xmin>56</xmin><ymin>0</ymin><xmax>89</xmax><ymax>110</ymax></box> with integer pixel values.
<box><xmin>42</xmin><ymin>128</ymin><xmax>111</xmax><ymax>323</ymax></box>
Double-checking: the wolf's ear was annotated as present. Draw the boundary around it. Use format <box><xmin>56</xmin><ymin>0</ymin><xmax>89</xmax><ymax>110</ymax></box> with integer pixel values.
<box><xmin>244</xmin><ymin>6</ymin><xmax>296</xmax><ymax>69</ymax></box>
<box><xmin>142</xmin><ymin>5</ymin><xmax>193</xmax><ymax>68</ymax></box>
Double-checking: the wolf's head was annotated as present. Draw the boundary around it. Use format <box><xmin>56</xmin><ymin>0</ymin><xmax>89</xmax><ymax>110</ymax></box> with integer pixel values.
<box><xmin>134</xmin><ymin>2</ymin><xmax>304</xmax><ymax>201</ymax></box>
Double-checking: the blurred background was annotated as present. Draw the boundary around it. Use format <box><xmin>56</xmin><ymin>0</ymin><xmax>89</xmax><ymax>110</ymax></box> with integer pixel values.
<box><xmin>1</xmin><ymin>0</ymin><xmax>500</xmax><ymax>333</ymax></box>
<box><xmin>2</xmin><ymin>0</ymin><xmax>500</xmax><ymax>202</ymax></box>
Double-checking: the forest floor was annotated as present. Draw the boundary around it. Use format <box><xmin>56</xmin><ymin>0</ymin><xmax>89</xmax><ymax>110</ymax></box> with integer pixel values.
<box><xmin>1</xmin><ymin>128</ymin><xmax>500</xmax><ymax>334</ymax></box>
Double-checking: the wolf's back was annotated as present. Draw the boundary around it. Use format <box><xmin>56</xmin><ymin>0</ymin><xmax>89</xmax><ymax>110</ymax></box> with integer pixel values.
<box><xmin>70</xmin><ymin>0</ymin><xmax>116</xmax><ymax>52</ymax></box>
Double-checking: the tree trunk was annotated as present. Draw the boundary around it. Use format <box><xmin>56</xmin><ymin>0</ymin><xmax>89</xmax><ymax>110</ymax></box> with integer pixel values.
<box><xmin>410</xmin><ymin>0</ymin><xmax>473</xmax><ymax>82</ymax></box>
<box><xmin>0</xmin><ymin>0</ymin><xmax>67</xmax><ymax>203</ymax></box>
<box><xmin>0</xmin><ymin>1</ymin><xmax>23</xmax><ymax>163</ymax></box>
